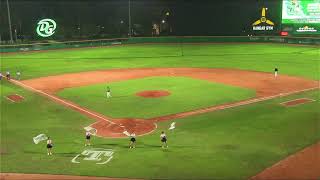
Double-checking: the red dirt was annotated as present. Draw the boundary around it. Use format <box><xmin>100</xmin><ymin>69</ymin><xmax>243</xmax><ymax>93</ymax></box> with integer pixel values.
<box><xmin>281</xmin><ymin>98</ymin><xmax>314</xmax><ymax>107</ymax></box>
<box><xmin>251</xmin><ymin>142</ymin><xmax>320</xmax><ymax>180</ymax></box>
<box><xmin>6</xmin><ymin>94</ymin><xmax>24</xmax><ymax>102</ymax></box>
<box><xmin>0</xmin><ymin>173</ymin><xmax>139</xmax><ymax>180</ymax></box>
<box><xmin>21</xmin><ymin>68</ymin><xmax>318</xmax><ymax>97</ymax></box>
<box><xmin>91</xmin><ymin>119</ymin><xmax>156</xmax><ymax>138</ymax></box>
<box><xmin>14</xmin><ymin>68</ymin><xmax>318</xmax><ymax>138</ymax></box>
<box><xmin>136</xmin><ymin>90</ymin><xmax>170</xmax><ymax>98</ymax></box>
<box><xmin>11</xmin><ymin>68</ymin><xmax>317</xmax><ymax>138</ymax></box>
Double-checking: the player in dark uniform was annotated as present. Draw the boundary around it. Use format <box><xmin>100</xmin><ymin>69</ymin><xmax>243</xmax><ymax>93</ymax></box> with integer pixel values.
<box><xmin>274</xmin><ymin>67</ymin><xmax>278</xmax><ymax>77</ymax></box>
<box><xmin>106</xmin><ymin>86</ymin><xmax>111</xmax><ymax>98</ymax></box>
<box><xmin>6</xmin><ymin>71</ymin><xmax>11</xmax><ymax>80</ymax></box>
<box><xmin>85</xmin><ymin>131</ymin><xmax>91</xmax><ymax>146</ymax></box>
<box><xmin>160</xmin><ymin>131</ymin><xmax>168</xmax><ymax>148</ymax></box>
<box><xmin>129</xmin><ymin>133</ymin><xmax>136</xmax><ymax>148</ymax></box>
<box><xmin>46</xmin><ymin>137</ymin><xmax>53</xmax><ymax>155</ymax></box>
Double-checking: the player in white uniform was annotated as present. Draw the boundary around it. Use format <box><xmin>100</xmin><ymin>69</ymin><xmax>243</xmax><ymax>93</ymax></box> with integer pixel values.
<box><xmin>6</xmin><ymin>71</ymin><xmax>10</xmax><ymax>80</ymax></box>
<box><xmin>106</xmin><ymin>86</ymin><xmax>112</xmax><ymax>98</ymax></box>
<box><xmin>274</xmin><ymin>67</ymin><xmax>278</xmax><ymax>77</ymax></box>
<box><xmin>160</xmin><ymin>131</ymin><xmax>168</xmax><ymax>148</ymax></box>
<box><xmin>85</xmin><ymin>131</ymin><xmax>91</xmax><ymax>146</ymax></box>
<box><xmin>46</xmin><ymin>137</ymin><xmax>53</xmax><ymax>155</ymax></box>
<box><xmin>129</xmin><ymin>133</ymin><xmax>136</xmax><ymax>149</ymax></box>
<box><xmin>16</xmin><ymin>71</ymin><xmax>21</xmax><ymax>80</ymax></box>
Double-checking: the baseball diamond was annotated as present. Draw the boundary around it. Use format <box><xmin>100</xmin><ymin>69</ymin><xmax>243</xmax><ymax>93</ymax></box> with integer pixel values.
<box><xmin>1</xmin><ymin>1</ymin><xmax>320</xmax><ymax>180</ymax></box>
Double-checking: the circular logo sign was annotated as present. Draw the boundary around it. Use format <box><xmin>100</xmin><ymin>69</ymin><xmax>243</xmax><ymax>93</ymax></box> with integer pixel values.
<box><xmin>36</xmin><ymin>18</ymin><xmax>57</xmax><ymax>37</ymax></box>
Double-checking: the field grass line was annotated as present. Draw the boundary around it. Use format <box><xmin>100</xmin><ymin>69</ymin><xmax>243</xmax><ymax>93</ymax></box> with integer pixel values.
<box><xmin>250</xmin><ymin>141</ymin><xmax>320</xmax><ymax>180</ymax></box>
<box><xmin>9</xmin><ymin>79</ymin><xmax>116</xmax><ymax>125</ymax></box>
<box><xmin>5</xmin><ymin>96</ymin><xmax>15</xmax><ymax>103</ymax></box>
<box><xmin>150</xmin><ymin>86</ymin><xmax>319</xmax><ymax>121</ymax></box>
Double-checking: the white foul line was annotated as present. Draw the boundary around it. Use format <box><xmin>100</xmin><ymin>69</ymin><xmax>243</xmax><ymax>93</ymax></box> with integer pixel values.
<box><xmin>10</xmin><ymin>79</ymin><xmax>116</xmax><ymax>125</ymax></box>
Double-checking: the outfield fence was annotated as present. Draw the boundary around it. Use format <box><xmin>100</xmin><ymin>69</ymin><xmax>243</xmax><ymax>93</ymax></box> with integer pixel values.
<box><xmin>1</xmin><ymin>36</ymin><xmax>319</xmax><ymax>53</ymax></box>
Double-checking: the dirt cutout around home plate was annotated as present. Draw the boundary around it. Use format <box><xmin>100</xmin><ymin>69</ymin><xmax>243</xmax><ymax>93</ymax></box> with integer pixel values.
<box><xmin>281</xmin><ymin>98</ymin><xmax>315</xmax><ymax>107</ymax></box>
<box><xmin>6</xmin><ymin>94</ymin><xmax>24</xmax><ymax>103</ymax></box>
<box><xmin>136</xmin><ymin>90</ymin><xmax>170</xmax><ymax>98</ymax></box>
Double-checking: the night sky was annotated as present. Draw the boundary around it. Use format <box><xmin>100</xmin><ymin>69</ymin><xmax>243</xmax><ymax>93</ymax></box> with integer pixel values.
<box><xmin>0</xmin><ymin>0</ymin><xmax>282</xmax><ymax>41</ymax></box>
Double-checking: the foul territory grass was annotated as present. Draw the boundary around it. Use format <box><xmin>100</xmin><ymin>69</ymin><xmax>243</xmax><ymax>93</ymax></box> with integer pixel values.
<box><xmin>57</xmin><ymin>77</ymin><xmax>255</xmax><ymax>119</ymax></box>
<box><xmin>1</xmin><ymin>81</ymin><xmax>319</xmax><ymax>179</ymax></box>
<box><xmin>1</xmin><ymin>43</ymin><xmax>319</xmax><ymax>80</ymax></box>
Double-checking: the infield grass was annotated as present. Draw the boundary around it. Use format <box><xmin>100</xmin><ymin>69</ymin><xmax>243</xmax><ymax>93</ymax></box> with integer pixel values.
<box><xmin>57</xmin><ymin>77</ymin><xmax>255</xmax><ymax>119</ymax></box>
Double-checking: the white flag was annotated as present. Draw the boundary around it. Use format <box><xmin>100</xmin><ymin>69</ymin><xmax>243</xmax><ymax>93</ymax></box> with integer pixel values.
<box><xmin>123</xmin><ymin>131</ymin><xmax>131</xmax><ymax>136</ymax></box>
<box><xmin>84</xmin><ymin>126</ymin><xmax>97</xmax><ymax>135</ymax></box>
<box><xmin>169</xmin><ymin>122</ymin><xmax>176</xmax><ymax>130</ymax></box>
<box><xmin>33</xmin><ymin>134</ymin><xmax>48</xmax><ymax>144</ymax></box>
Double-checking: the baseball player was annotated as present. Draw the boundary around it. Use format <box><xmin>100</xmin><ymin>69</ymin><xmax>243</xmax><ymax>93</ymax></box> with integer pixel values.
<box><xmin>274</xmin><ymin>67</ymin><xmax>279</xmax><ymax>77</ymax></box>
<box><xmin>46</xmin><ymin>137</ymin><xmax>53</xmax><ymax>155</ymax></box>
<box><xmin>160</xmin><ymin>131</ymin><xmax>168</xmax><ymax>148</ymax></box>
<box><xmin>6</xmin><ymin>71</ymin><xmax>10</xmax><ymax>80</ymax></box>
<box><xmin>16</xmin><ymin>71</ymin><xmax>21</xmax><ymax>80</ymax></box>
<box><xmin>85</xmin><ymin>131</ymin><xmax>91</xmax><ymax>146</ymax></box>
<box><xmin>106</xmin><ymin>86</ymin><xmax>112</xmax><ymax>98</ymax></box>
<box><xmin>129</xmin><ymin>133</ymin><xmax>136</xmax><ymax>148</ymax></box>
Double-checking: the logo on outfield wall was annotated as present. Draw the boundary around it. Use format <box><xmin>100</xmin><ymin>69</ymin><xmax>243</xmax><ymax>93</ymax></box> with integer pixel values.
<box><xmin>252</xmin><ymin>7</ymin><xmax>275</xmax><ymax>31</ymax></box>
<box><xmin>71</xmin><ymin>148</ymin><xmax>114</xmax><ymax>165</ymax></box>
<box><xmin>36</xmin><ymin>18</ymin><xmax>57</xmax><ymax>37</ymax></box>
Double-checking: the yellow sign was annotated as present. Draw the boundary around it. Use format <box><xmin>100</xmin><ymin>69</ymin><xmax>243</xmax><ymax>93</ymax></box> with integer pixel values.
<box><xmin>252</xmin><ymin>8</ymin><xmax>275</xmax><ymax>31</ymax></box>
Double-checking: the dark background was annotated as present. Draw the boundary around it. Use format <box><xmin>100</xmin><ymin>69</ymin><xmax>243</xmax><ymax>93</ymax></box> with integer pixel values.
<box><xmin>0</xmin><ymin>0</ymin><xmax>282</xmax><ymax>41</ymax></box>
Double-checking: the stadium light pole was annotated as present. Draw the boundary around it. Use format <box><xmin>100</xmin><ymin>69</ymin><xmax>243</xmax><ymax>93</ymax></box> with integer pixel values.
<box><xmin>6</xmin><ymin>0</ymin><xmax>13</xmax><ymax>44</ymax></box>
<box><xmin>128</xmin><ymin>0</ymin><xmax>132</xmax><ymax>37</ymax></box>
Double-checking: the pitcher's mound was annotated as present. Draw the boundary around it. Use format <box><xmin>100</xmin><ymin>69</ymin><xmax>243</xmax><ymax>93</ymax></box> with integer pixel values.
<box><xmin>136</xmin><ymin>90</ymin><xmax>170</xmax><ymax>98</ymax></box>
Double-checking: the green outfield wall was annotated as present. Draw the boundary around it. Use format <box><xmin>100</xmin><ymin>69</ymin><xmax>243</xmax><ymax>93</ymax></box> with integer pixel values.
<box><xmin>1</xmin><ymin>36</ymin><xmax>319</xmax><ymax>53</ymax></box>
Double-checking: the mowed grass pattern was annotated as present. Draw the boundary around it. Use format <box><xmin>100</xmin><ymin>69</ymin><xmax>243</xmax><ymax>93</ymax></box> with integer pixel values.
<box><xmin>1</xmin><ymin>44</ymin><xmax>319</xmax><ymax>80</ymax></box>
<box><xmin>57</xmin><ymin>77</ymin><xmax>255</xmax><ymax>119</ymax></box>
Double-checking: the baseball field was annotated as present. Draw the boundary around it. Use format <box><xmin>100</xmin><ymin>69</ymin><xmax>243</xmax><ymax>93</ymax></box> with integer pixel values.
<box><xmin>1</xmin><ymin>43</ymin><xmax>319</xmax><ymax>179</ymax></box>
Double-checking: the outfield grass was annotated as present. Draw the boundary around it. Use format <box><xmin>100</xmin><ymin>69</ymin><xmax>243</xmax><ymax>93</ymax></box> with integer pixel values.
<box><xmin>1</xmin><ymin>44</ymin><xmax>319</xmax><ymax>80</ymax></box>
<box><xmin>57</xmin><ymin>77</ymin><xmax>255</xmax><ymax>119</ymax></box>
<box><xmin>1</xmin><ymin>80</ymin><xmax>319</xmax><ymax>179</ymax></box>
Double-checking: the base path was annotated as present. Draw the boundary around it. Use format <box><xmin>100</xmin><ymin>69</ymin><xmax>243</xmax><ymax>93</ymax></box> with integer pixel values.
<box><xmin>0</xmin><ymin>173</ymin><xmax>140</xmax><ymax>180</ymax></box>
<box><xmin>16</xmin><ymin>68</ymin><xmax>318</xmax><ymax>138</ymax></box>
<box><xmin>21</xmin><ymin>68</ymin><xmax>318</xmax><ymax>97</ymax></box>
<box><xmin>251</xmin><ymin>142</ymin><xmax>320</xmax><ymax>180</ymax></box>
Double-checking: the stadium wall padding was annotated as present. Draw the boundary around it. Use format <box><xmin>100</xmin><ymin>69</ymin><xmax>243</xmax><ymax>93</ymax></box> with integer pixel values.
<box><xmin>1</xmin><ymin>36</ymin><xmax>319</xmax><ymax>53</ymax></box>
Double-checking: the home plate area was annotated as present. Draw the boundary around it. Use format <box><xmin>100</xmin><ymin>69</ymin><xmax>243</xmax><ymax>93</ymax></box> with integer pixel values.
<box><xmin>89</xmin><ymin>119</ymin><xmax>156</xmax><ymax>138</ymax></box>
